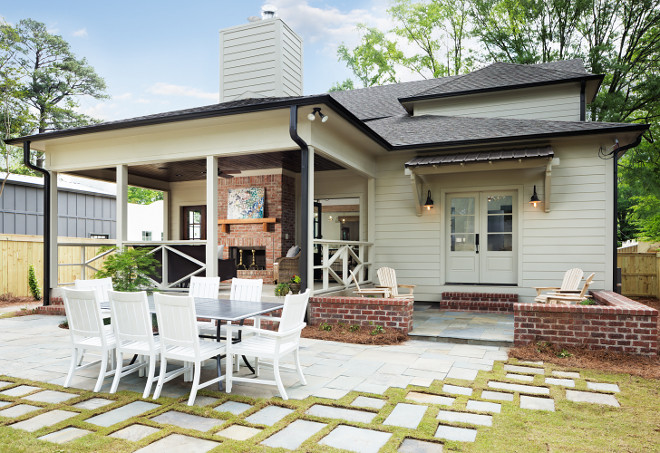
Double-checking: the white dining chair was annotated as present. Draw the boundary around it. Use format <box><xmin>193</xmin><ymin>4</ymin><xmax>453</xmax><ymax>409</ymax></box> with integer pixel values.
<box><xmin>75</xmin><ymin>277</ymin><xmax>113</xmax><ymax>319</ymax></box>
<box><xmin>61</xmin><ymin>287</ymin><xmax>117</xmax><ymax>392</ymax></box>
<box><xmin>152</xmin><ymin>293</ymin><xmax>226</xmax><ymax>406</ymax></box>
<box><xmin>108</xmin><ymin>290</ymin><xmax>160</xmax><ymax>398</ymax></box>
<box><xmin>206</xmin><ymin>277</ymin><xmax>264</xmax><ymax>339</ymax></box>
<box><xmin>225</xmin><ymin>289</ymin><xmax>310</xmax><ymax>400</ymax></box>
<box><xmin>189</xmin><ymin>276</ymin><xmax>220</xmax><ymax>298</ymax></box>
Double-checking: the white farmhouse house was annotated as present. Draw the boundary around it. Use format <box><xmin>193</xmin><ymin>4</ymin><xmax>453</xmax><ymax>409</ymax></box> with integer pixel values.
<box><xmin>7</xmin><ymin>14</ymin><xmax>647</xmax><ymax>304</ymax></box>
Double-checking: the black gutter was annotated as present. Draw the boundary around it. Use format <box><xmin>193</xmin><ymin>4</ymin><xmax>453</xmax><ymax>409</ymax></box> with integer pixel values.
<box><xmin>580</xmin><ymin>80</ymin><xmax>586</xmax><ymax>121</ymax></box>
<box><xmin>289</xmin><ymin>105</ymin><xmax>310</xmax><ymax>292</ymax></box>
<box><xmin>23</xmin><ymin>141</ymin><xmax>51</xmax><ymax>305</ymax></box>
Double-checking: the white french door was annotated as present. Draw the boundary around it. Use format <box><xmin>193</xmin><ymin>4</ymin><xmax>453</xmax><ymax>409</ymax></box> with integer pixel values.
<box><xmin>446</xmin><ymin>191</ymin><xmax>516</xmax><ymax>284</ymax></box>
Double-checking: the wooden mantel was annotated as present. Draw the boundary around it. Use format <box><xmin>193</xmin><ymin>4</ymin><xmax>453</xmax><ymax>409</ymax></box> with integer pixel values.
<box><xmin>218</xmin><ymin>217</ymin><xmax>277</xmax><ymax>233</ymax></box>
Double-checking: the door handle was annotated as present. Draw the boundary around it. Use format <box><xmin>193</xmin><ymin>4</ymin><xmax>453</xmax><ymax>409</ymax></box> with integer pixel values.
<box><xmin>475</xmin><ymin>234</ymin><xmax>480</xmax><ymax>254</ymax></box>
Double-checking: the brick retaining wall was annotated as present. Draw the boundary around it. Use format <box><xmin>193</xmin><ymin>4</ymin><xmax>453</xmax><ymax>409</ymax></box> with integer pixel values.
<box><xmin>439</xmin><ymin>292</ymin><xmax>517</xmax><ymax>313</ymax></box>
<box><xmin>514</xmin><ymin>290</ymin><xmax>658</xmax><ymax>356</ymax></box>
<box><xmin>309</xmin><ymin>295</ymin><xmax>413</xmax><ymax>333</ymax></box>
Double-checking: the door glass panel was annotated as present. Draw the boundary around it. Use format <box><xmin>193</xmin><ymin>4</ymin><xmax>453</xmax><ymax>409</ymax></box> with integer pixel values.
<box><xmin>487</xmin><ymin>215</ymin><xmax>512</xmax><ymax>232</ymax></box>
<box><xmin>451</xmin><ymin>197</ymin><xmax>475</xmax><ymax>216</ymax></box>
<box><xmin>487</xmin><ymin>195</ymin><xmax>513</xmax><ymax>213</ymax></box>
<box><xmin>487</xmin><ymin>234</ymin><xmax>512</xmax><ymax>251</ymax></box>
<box><xmin>451</xmin><ymin>234</ymin><xmax>476</xmax><ymax>251</ymax></box>
<box><xmin>450</xmin><ymin>197</ymin><xmax>476</xmax><ymax>251</ymax></box>
<box><xmin>451</xmin><ymin>216</ymin><xmax>475</xmax><ymax>234</ymax></box>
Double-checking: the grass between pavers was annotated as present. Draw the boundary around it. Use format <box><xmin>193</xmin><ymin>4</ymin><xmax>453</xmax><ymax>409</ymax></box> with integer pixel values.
<box><xmin>0</xmin><ymin>359</ymin><xmax>657</xmax><ymax>453</ymax></box>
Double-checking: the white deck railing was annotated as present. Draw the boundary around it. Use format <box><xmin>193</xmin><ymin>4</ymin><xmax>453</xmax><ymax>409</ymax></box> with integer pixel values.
<box><xmin>313</xmin><ymin>239</ymin><xmax>373</xmax><ymax>294</ymax></box>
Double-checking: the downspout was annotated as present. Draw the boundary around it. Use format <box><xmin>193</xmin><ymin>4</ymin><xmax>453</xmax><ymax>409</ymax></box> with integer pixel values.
<box><xmin>23</xmin><ymin>141</ymin><xmax>51</xmax><ymax>305</ymax></box>
<box><xmin>289</xmin><ymin>105</ymin><xmax>310</xmax><ymax>292</ymax></box>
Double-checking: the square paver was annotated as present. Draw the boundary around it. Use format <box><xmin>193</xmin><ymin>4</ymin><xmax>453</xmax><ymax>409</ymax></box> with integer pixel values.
<box><xmin>506</xmin><ymin>373</ymin><xmax>534</xmax><ymax>382</ymax></box>
<box><xmin>434</xmin><ymin>424</ymin><xmax>477</xmax><ymax>442</ymax></box>
<box><xmin>217</xmin><ymin>424</ymin><xmax>262</xmax><ymax>441</ymax></box>
<box><xmin>312</xmin><ymin>388</ymin><xmax>350</xmax><ymax>400</ymax></box>
<box><xmin>245</xmin><ymin>405</ymin><xmax>294</xmax><ymax>426</ymax></box>
<box><xmin>0</xmin><ymin>404</ymin><xmax>41</xmax><ymax>418</ymax></box>
<box><xmin>306</xmin><ymin>404</ymin><xmax>376</xmax><ymax>423</ymax></box>
<box><xmin>86</xmin><ymin>401</ymin><xmax>159</xmax><ymax>427</ymax></box>
<box><xmin>442</xmin><ymin>384</ymin><xmax>473</xmax><ymax>396</ymax></box>
<box><xmin>38</xmin><ymin>427</ymin><xmax>92</xmax><ymax>444</ymax></box>
<box><xmin>10</xmin><ymin>409</ymin><xmax>78</xmax><ymax>432</ymax></box>
<box><xmin>192</xmin><ymin>396</ymin><xmax>220</xmax><ymax>407</ymax></box>
<box><xmin>134</xmin><ymin>433</ymin><xmax>220</xmax><ymax>453</ymax></box>
<box><xmin>566</xmin><ymin>390</ymin><xmax>620</xmax><ymax>407</ymax></box>
<box><xmin>488</xmin><ymin>381</ymin><xmax>549</xmax><ymax>395</ymax></box>
<box><xmin>552</xmin><ymin>370</ymin><xmax>580</xmax><ymax>379</ymax></box>
<box><xmin>0</xmin><ymin>381</ymin><xmax>12</xmax><ymax>388</ymax></box>
<box><xmin>24</xmin><ymin>390</ymin><xmax>79</xmax><ymax>404</ymax></box>
<box><xmin>520</xmin><ymin>395</ymin><xmax>555</xmax><ymax>411</ymax></box>
<box><xmin>73</xmin><ymin>398</ymin><xmax>114</xmax><ymax>410</ymax></box>
<box><xmin>545</xmin><ymin>378</ymin><xmax>575</xmax><ymax>387</ymax></box>
<box><xmin>466</xmin><ymin>400</ymin><xmax>501</xmax><ymax>413</ymax></box>
<box><xmin>436</xmin><ymin>410</ymin><xmax>492</xmax><ymax>426</ymax></box>
<box><xmin>110</xmin><ymin>424</ymin><xmax>161</xmax><ymax>442</ymax></box>
<box><xmin>0</xmin><ymin>385</ymin><xmax>42</xmax><ymax>397</ymax></box>
<box><xmin>151</xmin><ymin>410</ymin><xmax>224</xmax><ymax>432</ymax></box>
<box><xmin>406</xmin><ymin>391</ymin><xmax>454</xmax><ymax>406</ymax></box>
<box><xmin>262</xmin><ymin>419</ymin><xmax>327</xmax><ymax>449</ymax></box>
<box><xmin>504</xmin><ymin>364</ymin><xmax>545</xmax><ymax>375</ymax></box>
<box><xmin>320</xmin><ymin>425</ymin><xmax>392</xmax><ymax>453</ymax></box>
<box><xmin>328</xmin><ymin>375</ymin><xmax>366</xmax><ymax>390</ymax></box>
<box><xmin>399</xmin><ymin>438</ymin><xmax>444</xmax><ymax>452</ymax></box>
<box><xmin>481</xmin><ymin>390</ymin><xmax>514</xmax><ymax>402</ymax></box>
<box><xmin>352</xmin><ymin>396</ymin><xmax>387</xmax><ymax>409</ymax></box>
<box><xmin>384</xmin><ymin>403</ymin><xmax>427</xmax><ymax>429</ymax></box>
<box><xmin>586</xmin><ymin>382</ymin><xmax>620</xmax><ymax>393</ymax></box>
<box><xmin>215</xmin><ymin>400</ymin><xmax>252</xmax><ymax>415</ymax></box>
<box><xmin>446</xmin><ymin>367</ymin><xmax>478</xmax><ymax>381</ymax></box>
<box><xmin>0</xmin><ymin>401</ymin><xmax>10</xmax><ymax>409</ymax></box>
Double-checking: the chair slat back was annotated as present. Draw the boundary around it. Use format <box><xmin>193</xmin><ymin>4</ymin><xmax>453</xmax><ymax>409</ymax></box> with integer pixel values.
<box><xmin>108</xmin><ymin>290</ymin><xmax>154</xmax><ymax>347</ymax></box>
<box><xmin>61</xmin><ymin>288</ymin><xmax>105</xmax><ymax>340</ymax></box>
<box><xmin>189</xmin><ymin>276</ymin><xmax>220</xmax><ymax>298</ymax></box>
<box><xmin>377</xmin><ymin>267</ymin><xmax>398</xmax><ymax>296</ymax></box>
<box><xmin>578</xmin><ymin>273</ymin><xmax>596</xmax><ymax>297</ymax></box>
<box><xmin>560</xmin><ymin>268</ymin><xmax>584</xmax><ymax>291</ymax></box>
<box><xmin>278</xmin><ymin>289</ymin><xmax>311</xmax><ymax>333</ymax></box>
<box><xmin>154</xmin><ymin>293</ymin><xmax>199</xmax><ymax>352</ymax></box>
<box><xmin>230</xmin><ymin>278</ymin><xmax>263</xmax><ymax>302</ymax></box>
<box><xmin>74</xmin><ymin>277</ymin><xmax>113</xmax><ymax>303</ymax></box>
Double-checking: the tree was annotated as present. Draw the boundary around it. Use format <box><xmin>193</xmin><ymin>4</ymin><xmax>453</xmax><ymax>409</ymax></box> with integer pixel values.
<box><xmin>328</xmin><ymin>78</ymin><xmax>355</xmax><ymax>92</ymax></box>
<box><xmin>95</xmin><ymin>247</ymin><xmax>159</xmax><ymax>292</ymax></box>
<box><xmin>337</xmin><ymin>25</ymin><xmax>400</xmax><ymax>87</ymax></box>
<box><xmin>128</xmin><ymin>187</ymin><xmax>164</xmax><ymax>205</ymax></box>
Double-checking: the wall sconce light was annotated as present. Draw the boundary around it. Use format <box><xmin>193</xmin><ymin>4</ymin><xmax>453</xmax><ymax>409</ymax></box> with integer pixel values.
<box><xmin>328</xmin><ymin>215</ymin><xmax>333</xmax><ymax>221</ymax></box>
<box><xmin>424</xmin><ymin>190</ymin><xmax>434</xmax><ymax>210</ymax></box>
<box><xmin>529</xmin><ymin>185</ymin><xmax>541</xmax><ymax>207</ymax></box>
<box><xmin>307</xmin><ymin>107</ymin><xmax>328</xmax><ymax>122</ymax></box>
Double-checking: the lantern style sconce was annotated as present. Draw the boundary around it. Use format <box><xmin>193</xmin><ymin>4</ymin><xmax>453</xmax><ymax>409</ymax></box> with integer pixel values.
<box><xmin>424</xmin><ymin>190</ymin><xmax>434</xmax><ymax>210</ymax></box>
<box><xmin>529</xmin><ymin>185</ymin><xmax>541</xmax><ymax>207</ymax></box>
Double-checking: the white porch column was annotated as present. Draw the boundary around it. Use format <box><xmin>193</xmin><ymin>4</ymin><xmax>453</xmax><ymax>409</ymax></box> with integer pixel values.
<box><xmin>206</xmin><ymin>156</ymin><xmax>219</xmax><ymax>277</ymax></box>
<box><xmin>367</xmin><ymin>177</ymin><xmax>376</xmax><ymax>281</ymax></box>
<box><xmin>116</xmin><ymin>165</ymin><xmax>128</xmax><ymax>249</ymax></box>
<box><xmin>307</xmin><ymin>146</ymin><xmax>315</xmax><ymax>289</ymax></box>
<box><xmin>49</xmin><ymin>171</ymin><xmax>59</xmax><ymax>287</ymax></box>
<box><xmin>162</xmin><ymin>190</ymin><xmax>170</xmax><ymax>241</ymax></box>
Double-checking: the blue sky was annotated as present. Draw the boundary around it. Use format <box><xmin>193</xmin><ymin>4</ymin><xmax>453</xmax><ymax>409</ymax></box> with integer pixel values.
<box><xmin>1</xmin><ymin>0</ymin><xmax>393</xmax><ymax>121</ymax></box>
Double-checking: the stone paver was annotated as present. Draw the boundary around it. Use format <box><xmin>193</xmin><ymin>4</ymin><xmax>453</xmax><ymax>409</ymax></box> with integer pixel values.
<box><xmin>0</xmin><ymin>385</ymin><xmax>41</xmax><ymax>397</ymax></box>
<box><xmin>503</xmin><ymin>364</ymin><xmax>545</xmax><ymax>375</ymax></box>
<box><xmin>488</xmin><ymin>381</ymin><xmax>550</xmax><ymax>395</ymax></box>
<box><xmin>352</xmin><ymin>396</ymin><xmax>387</xmax><ymax>409</ymax></box>
<box><xmin>24</xmin><ymin>390</ymin><xmax>78</xmax><ymax>404</ymax></box>
<box><xmin>86</xmin><ymin>401</ymin><xmax>160</xmax><ymax>427</ymax></box>
<box><xmin>151</xmin><ymin>410</ymin><xmax>224</xmax><ymax>432</ymax></box>
<box><xmin>246</xmin><ymin>405</ymin><xmax>294</xmax><ymax>426</ymax></box>
<box><xmin>566</xmin><ymin>390</ymin><xmax>620</xmax><ymax>407</ymax></box>
<box><xmin>134</xmin><ymin>433</ymin><xmax>220</xmax><ymax>453</ymax></box>
<box><xmin>436</xmin><ymin>409</ymin><xmax>492</xmax><ymax>426</ymax></box>
<box><xmin>320</xmin><ymin>425</ymin><xmax>392</xmax><ymax>453</ymax></box>
<box><xmin>519</xmin><ymin>361</ymin><xmax>544</xmax><ymax>366</ymax></box>
<box><xmin>545</xmin><ymin>377</ymin><xmax>575</xmax><ymax>387</ymax></box>
<box><xmin>384</xmin><ymin>403</ymin><xmax>428</xmax><ymax>429</ymax></box>
<box><xmin>216</xmin><ymin>424</ymin><xmax>262</xmax><ymax>441</ymax></box>
<box><xmin>262</xmin><ymin>419</ymin><xmax>327</xmax><ymax>450</ymax></box>
<box><xmin>435</xmin><ymin>424</ymin><xmax>477</xmax><ymax>442</ymax></box>
<box><xmin>0</xmin><ymin>401</ymin><xmax>10</xmax><ymax>409</ymax></box>
<box><xmin>480</xmin><ymin>390</ymin><xmax>514</xmax><ymax>402</ymax></box>
<box><xmin>306</xmin><ymin>404</ymin><xmax>376</xmax><ymax>423</ymax></box>
<box><xmin>0</xmin><ymin>404</ymin><xmax>41</xmax><ymax>418</ymax></box>
<box><xmin>110</xmin><ymin>424</ymin><xmax>161</xmax><ymax>441</ymax></box>
<box><xmin>10</xmin><ymin>409</ymin><xmax>78</xmax><ymax>432</ymax></box>
<box><xmin>466</xmin><ymin>400</ymin><xmax>501</xmax><ymax>413</ymax></box>
<box><xmin>399</xmin><ymin>438</ymin><xmax>444</xmax><ymax>452</ymax></box>
<box><xmin>442</xmin><ymin>384</ymin><xmax>473</xmax><ymax>396</ymax></box>
<box><xmin>192</xmin><ymin>396</ymin><xmax>220</xmax><ymax>407</ymax></box>
<box><xmin>73</xmin><ymin>397</ymin><xmax>114</xmax><ymax>410</ymax></box>
<box><xmin>214</xmin><ymin>401</ymin><xmax>252</xmax><ymax>415</ymax></box>
<box><xmin>586</xmin><ymin>382</ymin><xmax>620</xmax><ymax>393</ymax></box>
<box><xmin>506</xmin><ymin>373</ymin><xmax>534</xmax><ymax>382</ymax></box>
<box><xmin>520</xmin><ymin>395</ymin><xmax>555</xmax><ymax>411</ymax></box>
<box><xmin>312</xmin><ymin>388</ymin><xmax>350</xmax><ymax>400</ymax></box>
<box><xmin>406</xmin><ymin>391</ymin><xmax>454</xmax><ymax>406</ymax></box>
<box><xmin>552</xmin><ymin>370</ymin><xmax>580</xmax><ymax>379</ymax></box>
<box><xmin>38</xmin><ymin>427</ymin><xmax>92</xmax><ymax>444</ymax></box>
<box><xmin>446</xmin><ymin>367</ymin><xmax>478</xmax><ymax>381</ymax></box>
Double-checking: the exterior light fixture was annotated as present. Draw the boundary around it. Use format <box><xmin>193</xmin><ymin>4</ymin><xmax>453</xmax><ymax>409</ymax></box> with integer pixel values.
<box><xmin>307</xmin><ymin>107</ymin><xmax>328</xmax><ymax>122</ymax></box>
<box><xmin>529</xmin><ymin>185</ymin><xmax>541</xmax><ymax>207</ymax></box>
<box><xmin>424</xmin><ymin>190</ymin><xmax>434</xmax><ymax>210</ymax></box>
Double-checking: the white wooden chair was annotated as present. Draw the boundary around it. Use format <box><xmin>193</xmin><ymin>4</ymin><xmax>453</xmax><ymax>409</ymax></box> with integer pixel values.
<box><xmin>108</xmin><ymin>290</ymin><xmax>160</xmax><ymax>398</ymax></box>
<box><xmin>225</xmin><ymin>289</ymin><xmax>311</xmax><ymax>400</ymax></box>
<box><xmin>152</xmin><ymin>293</ymin><xmax>226</xmax><ymax>406</ymax></box>
<box><xmin>533</xmin><ymin>268</ymin><xmax>584</xmax><ymax>302</ymax></box>
<box><xmin>189</xmin><ymin>276</ymin><xmax>220</xmax><ymax>298</ymax></box>
<box><xmin>538</xmin><ymin>273</ymin><xmax>596</xmax><ymax>305</ymax></box>
<box><xmin>349</xmin><ymin>270</ymin><xmax>391</xmax><ymax>298</ymax></box>
<box><xmin>376</xmin><ymin>267</ymin><xmax>415</xmax><ymax>300</ymax></box>
<box><xmin>61</xmin><ymin>288</ymin><xmax>117</xmax><ymax>392</ymax></box>
<box><xmin>74</xmin><ymin>277</ymin><xmax>113</xmax><ymax>318</ymax></box>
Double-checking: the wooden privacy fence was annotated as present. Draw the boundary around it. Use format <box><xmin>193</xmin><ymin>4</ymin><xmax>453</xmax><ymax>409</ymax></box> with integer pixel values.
<box><xmin>0</xmin><ymin>234</ymin><xmax>114</xmax><ymax>297</ymax></box>
<box><xmin>617</xmin><ymin>252</ymin><xmax>660</xmax><ymax>298</ymax></box>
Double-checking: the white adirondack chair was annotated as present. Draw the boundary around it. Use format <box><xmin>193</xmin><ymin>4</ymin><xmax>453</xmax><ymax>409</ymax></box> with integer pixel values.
<box><xmin>533</xmin><ymin>268</ymin><xmax>584</xmax><ymax>302</ymax></box>
<box><xmin>225</xmin><ymin>289</ymin><xmax>311</xmax><ymax>400</ymax></box>
<box><xmin>376</xmin><ymin>267</ymin><xmax>415</xmax><ymax>300</ymax></box>
<box><xmin>539</xmin><ymin>273</ymin><xmax>596</xmax><ymax>305</ymax></box>
<box><xmin>61</xmin><ymin>288</ymin><xmax>117</xmax><ymax>392</ymax></box>
<box><xmin>108</xmin><ymin>290</ymin><xmax>160</xmax><ymax>398</ymax></box>
<box><xmin>349</xmin><ymin>270</ymin><xmax>390</xmax><ymax>298</ymax></box>
<box><xmin>152</xmin><ymin>293</ymin><xmax>226</xmax><ymax>406</ymax></box>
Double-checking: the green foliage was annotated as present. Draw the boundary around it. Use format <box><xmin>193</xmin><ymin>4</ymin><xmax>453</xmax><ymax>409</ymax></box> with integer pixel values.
<box><xmin>349</xmin><ymin>324</ymin><xmax>360</xmax><ymax>332</ymax></box>
<box><xmin>274</xmin><ymin>282</ymin><xmax>289</xmax><ymax>296</ymax></box>
<box><xmin>629</xmin><ymin>195</ymin><xmax>660</xmax><ymax>242</ymax></box>
<box><xmin>369</xmin><ymin>324</ymin><xmax>385</xmax><ymax>335</ymax></box>
<box><xmin>290</xmin><ymin>275</ymin><xmax>301</xmax><ymax>284</ymax></box>
<box><xmin>94</xmin><ymin>247</ymin><xmax>158</xmax><ymax>292</ymax></box>
<box><xmin>27</xmin><ymin>264</ymin><xmax>41</xmax><ymax>300</ymax></box>
<box><xmin>319</xmin><ymin>322</ymin><xmax>332</xmax><ymax>332</ymax></box>
<box><xmin>328</xmin><ymin>78</ymin><xmax>355</xmax><ymax>92</ymax></box>
<box><xmin>127</xmin><ymin>187</ymin><xmax>164</xmax><ymax>205</ymax></box>
<box><xmin>579</xmin><ymin>299</ymin><xmax>596</xmax><ymax>305</ymax></box>
<box><xmin>556</xmin><ymin>349</ymin><xmax>573</xmax><ymax>358</ymax></box>
<box><xmin>337</xmin><ymin>25</ymin><xmax>400</xmax><ymax>87</ymax></box>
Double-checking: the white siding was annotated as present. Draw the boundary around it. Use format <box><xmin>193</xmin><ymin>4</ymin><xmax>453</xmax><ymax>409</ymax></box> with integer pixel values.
<box><xmin>413</xmin><ymin>83</ymin><xmax>581</xmax><ymax>121</ymax></box>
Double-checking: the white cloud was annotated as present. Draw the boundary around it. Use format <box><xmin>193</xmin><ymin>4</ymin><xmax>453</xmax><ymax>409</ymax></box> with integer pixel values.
<box><xmin>147</xmin><ymin>82</ymin><xmax>218</xmax><ymax>101</ymax></box>
<box><xmin>73</xmin><ymin>28</ymin><xmax>88</xmax><ymax>37</ymax></box>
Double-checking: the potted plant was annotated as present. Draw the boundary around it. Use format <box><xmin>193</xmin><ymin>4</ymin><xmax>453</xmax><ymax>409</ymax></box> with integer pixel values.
<box><xmin>275</xmin><ymin>282</ymin><xmax>290</xmax><ymax>296</ymax></box>
<box><xmin>289</xmin><ymin>275</ymin><xmax>301</xmax><ymax>294</ymax></box>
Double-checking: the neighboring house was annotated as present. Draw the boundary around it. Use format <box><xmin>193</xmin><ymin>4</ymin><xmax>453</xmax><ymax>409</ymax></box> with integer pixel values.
<box><xmin>127</xmin><ymin>200</ymin><xmax>164</xmax><ymax>242</ymax></box>
<box><xmin>7</xmin><ymin>13</ymin><xmax>647</xmax><ymax>303</ymax></box>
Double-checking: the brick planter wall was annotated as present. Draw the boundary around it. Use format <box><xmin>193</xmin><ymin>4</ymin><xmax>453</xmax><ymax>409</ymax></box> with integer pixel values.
<box><xmin>35</xmin><ymin>297</ymin><xmax>65</xmax><ymax>316</ymax></box>
<box><xmin>309</xmin><ymin>295</ymin><xmax>414</xmax><ymax>333</ymax></box>
<box><xmin>439</xmin><ymin>292</ymin><xmax>517</xmax><ymax>313</ymax></box>
<box><xmin>514</xmin><ymin>290</ymin><xmax>658</xmax><ymax>356</ymax></box>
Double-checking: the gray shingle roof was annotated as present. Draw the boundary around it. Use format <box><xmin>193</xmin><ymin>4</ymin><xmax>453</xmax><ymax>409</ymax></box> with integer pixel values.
<box><xmin>405</xmin><ymin>146</ymin><xmax>554</xmax><ymax>168</ymax></box>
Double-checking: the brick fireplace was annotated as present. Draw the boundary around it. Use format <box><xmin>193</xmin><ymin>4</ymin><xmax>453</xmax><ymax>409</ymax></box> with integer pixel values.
<box><xmin>218</xmin><ymin>173</ymin><xmax>296</xmax><ymax>283</ymax></box>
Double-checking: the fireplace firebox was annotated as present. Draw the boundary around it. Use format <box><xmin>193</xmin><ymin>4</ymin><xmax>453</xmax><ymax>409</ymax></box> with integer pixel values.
<box><xmin>230</xmin><ymin>246</ymin><xmax>266</xmax><ymax>270</ymax></box>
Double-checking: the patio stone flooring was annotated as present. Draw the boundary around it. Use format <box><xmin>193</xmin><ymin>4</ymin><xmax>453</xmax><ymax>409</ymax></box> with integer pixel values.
<box><xmin>410</xmin><ymin>308</ymin><xmax>514</xmax><ymax>346</ymax></box>
<box><xmin>0</xmin><ymin>314</ymin><xmax>627</xmax><ymax>452</ymax></box>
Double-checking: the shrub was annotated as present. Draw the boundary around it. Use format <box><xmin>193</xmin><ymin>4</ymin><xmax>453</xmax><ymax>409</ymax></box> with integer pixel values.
<box><xmin>275</xmin><ymin>282</ymin><xmax>290</xmax><ymax>296</ymax></box>
<box><xmin>28</xmin><ymin>265</ymin><xmax>41</xmax><ymax>300</ymax></box>
<box><xmin>95</xmin><ymin>247</ymin><xmax>159</xmax><ymax>292</ymax></box>
<box><xmin>319</xmin><ymin>322</ymin><xmax>332</xmax><ymax>332</ymax></box>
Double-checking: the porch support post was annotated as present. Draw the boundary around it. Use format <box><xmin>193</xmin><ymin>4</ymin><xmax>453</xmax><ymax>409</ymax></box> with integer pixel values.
<box><xmin>206</xmin><ymin>156</ymin><xmax>219</xmax><ymax>277</ymax></box>
<box><xmin>48</xmin><ymin>171</ymin><xmax>59</xmax><ymax>292</ymax></box>
<box><xmin>305</xmin><ymin>146</ymin><xmax>315</xmax><ymax>291</ymax></box>
<box><xmin>367</xmin><ymin>177</ymin><xmax>376</xmax><ymax>282</ymax></box>
<box><xmin>115</xmin><ymin>165</ymin><xmax>128</xmax><ymax>249</ymax></box>
<box><xmin>162</xmin><ymin>191</ymin><xmax>170</xmax><ymax>240</ymax></box>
